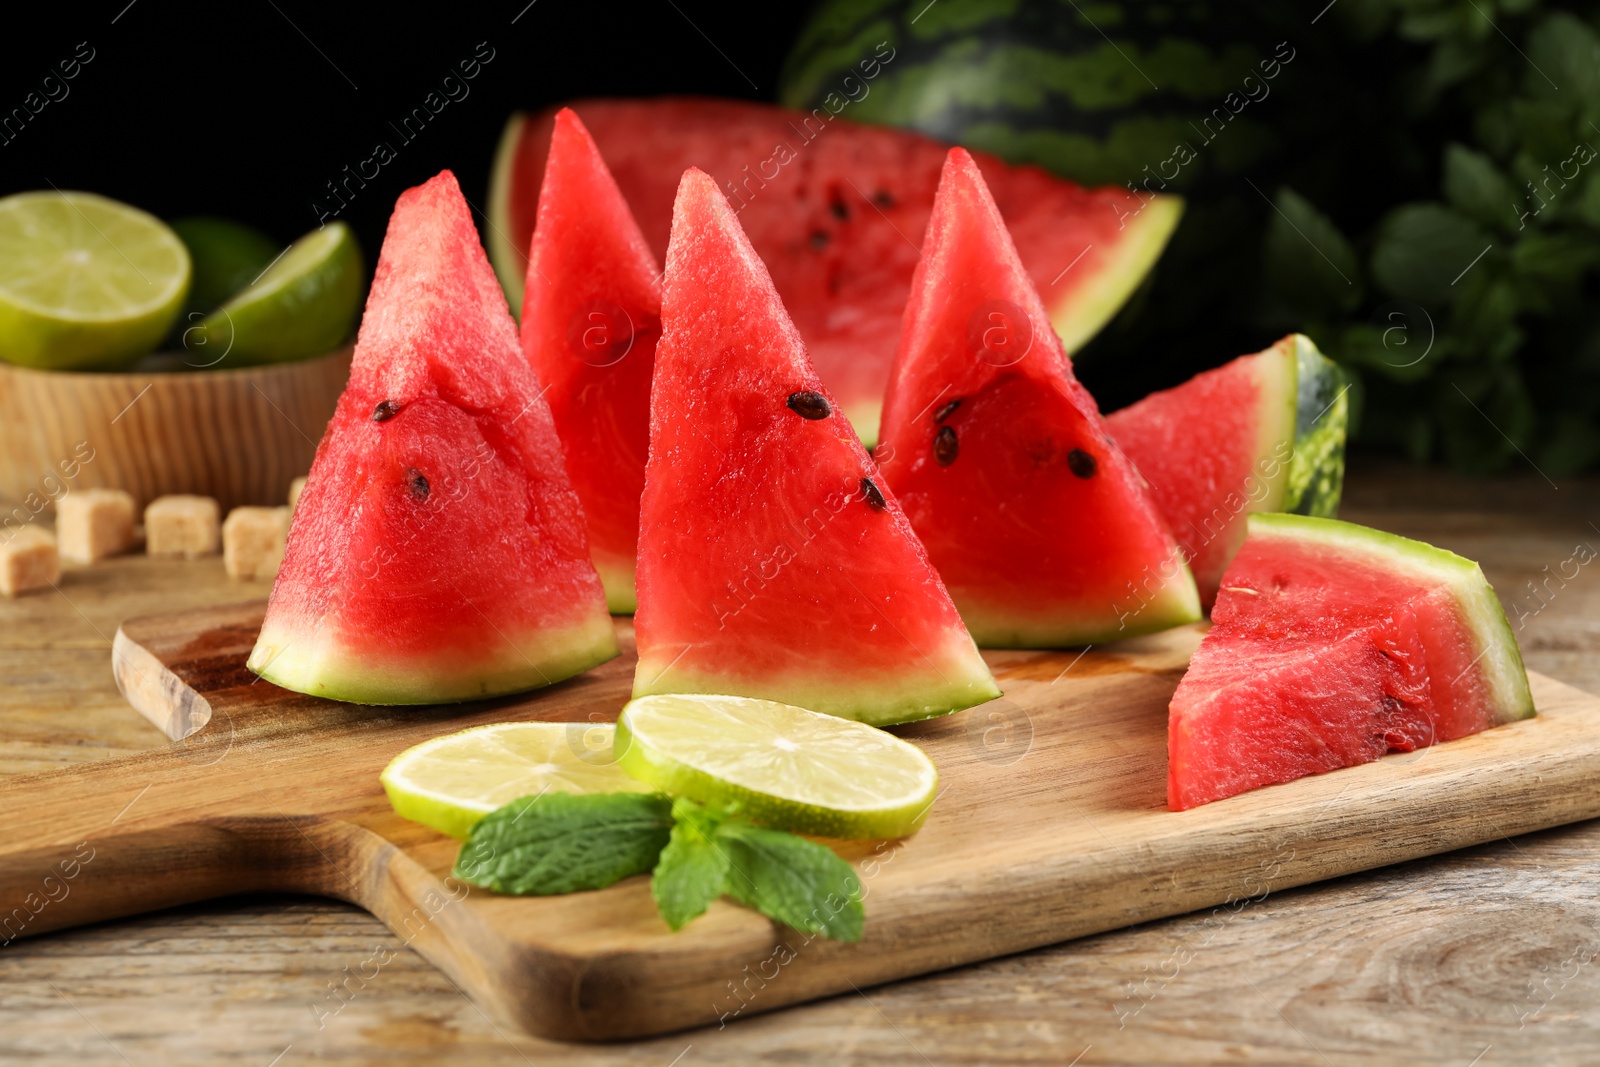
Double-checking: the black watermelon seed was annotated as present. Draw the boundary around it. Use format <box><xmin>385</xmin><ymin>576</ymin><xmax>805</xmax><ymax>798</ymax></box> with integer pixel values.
<box><xmin>372</xmin><ymin>399</ymin><xmax>401</xmax><ymax>422</ymax></box>
<box><xmin>860</xmin><ymin>477</ymin><xmax>887</xmax><ymax>511</ymax></box>
<box><xmin>934</xmin><ymin>425</ymin><xmax>958</xmax><ymax>466</ymax></box>
<box><xmin>1067</xmin><ymin>449</ymin><xmax>1097</xmax><ymax>479</ymax></box>
<box><xmin>830</xmin><ymin>198</ymin><xmax>849</xmax><ymax>221</ymax></box>
<box><xmin>934</xmin><ymin>398</ymin><xmax>962</xmax><ymax>423</ymax></box>
<box><xmin>873</xmin><ymin>189</ymin><xmax>895</xmax><ymax>209</ymax></box>
<box><xmin>809</xmin><ymin>230</ymin><xmax>830</xmax><ymax>249</ymax></box>
<box><xmin>406</xmin><ymin>468</ymin><xmax>430</xmax><ymax>501</ymax></box>
<box><xmin>786</xmin><ymin>391</ymin><xmax>832</xmax><ymax>420</ymax></box>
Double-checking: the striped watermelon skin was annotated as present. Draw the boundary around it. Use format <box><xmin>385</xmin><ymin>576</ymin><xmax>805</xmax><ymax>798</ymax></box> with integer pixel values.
<box><xmin>488</xmin><ymin>98</ymin><xmax>1180</xmax><ymax>446</ymax></box>
<box><xmin>779</xmin><ymin>0</ymin><xmax>1286</xmax><ymax>192</ymax></box>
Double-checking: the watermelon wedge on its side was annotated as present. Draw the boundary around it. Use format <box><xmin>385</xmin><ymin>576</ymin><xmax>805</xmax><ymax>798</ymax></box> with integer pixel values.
<box><xmin>876</xmin><ymin>148</ymin><xmax>1201</xmax><ymax>648</ymax></box>
<box><xmin>1168</xmin><ymin>514</ymin><xmax>1535</xmax><ymax>810</ymax></box>
<box><xmin>520</xmin><ymin>108</ymin><xmax>661</xmax><ymax>613</ymax></box>
<box><xmin>248</xmin><ymin>171</ymin><xmax>617</xmax><ymax>705</ymax></box>
<box><xmin>1106</xmin><ymin>335</ymin><xmax>1297</xmax><ymax>607</ymax></box>
<box><xmin>632</xmin><ymin>167</ymin><xmax>999</xmax><ymax>726</ymax></box>
<box><xmin>490</xmin><ymin>98</ymin><xmax>1182</xmax><ymax>445</ymax></box>
<box><xmin>1106</xmin><ymin>334</ymin><xmax>1348</xmax><ymax>606</ymax></box>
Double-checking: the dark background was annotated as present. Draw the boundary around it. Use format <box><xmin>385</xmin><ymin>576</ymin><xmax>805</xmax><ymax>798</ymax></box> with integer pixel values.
<box><xmin>1</xmin><ymin>1</ymin><xmax>810</xmax><ymax>256</ymax></box>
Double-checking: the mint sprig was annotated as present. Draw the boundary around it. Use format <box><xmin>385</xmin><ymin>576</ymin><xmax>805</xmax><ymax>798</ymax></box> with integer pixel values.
<box><xmin>651</xmin><ymin>798</ymin><xmax>732</xmax><ymax>930</ymax></box>
<box><xmin>718</xmin><ymin>820</ymin><xmax>864</xmax><ymax>942</ymax></box>
<box><xmin>454</xmin><ymin>793</ymin><xmax>866</xmax><ymax>942</ymax></box>
<box><xmin>452</xmin><ymin>792</ymin><xmax>672</xmax><ymax>895</ymax></box>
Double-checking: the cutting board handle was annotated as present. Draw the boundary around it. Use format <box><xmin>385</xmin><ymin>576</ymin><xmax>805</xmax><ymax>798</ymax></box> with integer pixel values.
<box><xmin>0</xmin><ymin>757</ymin><xmax>359</xmax><ymax>946</ymax></box>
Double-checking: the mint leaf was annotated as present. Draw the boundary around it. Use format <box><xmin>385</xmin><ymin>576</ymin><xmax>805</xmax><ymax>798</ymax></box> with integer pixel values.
<box><xmin>719</xmin><ymin>822</ymin><xmax>864</xmax><ymax>942</ymax></box>
<box><xmin>651</xmin><ymin>798</ymin><xmax>731</xmax><ymax>930</ymax></box>
<box><xmin>453</xmin><ymin>792</ymin><xmax>671</xmax><ymax>896</ymax></box>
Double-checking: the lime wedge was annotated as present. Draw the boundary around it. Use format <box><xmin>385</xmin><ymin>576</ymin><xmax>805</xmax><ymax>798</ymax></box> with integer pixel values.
<box><xmin>170</xmin><ymin>216</ymin><xmax>279</xmax><ymax>320</ymax></box>
<box><xmin>191</xmin><ymin>221</ymin><xmax>362</xmax><ymax>366</ymax></box>
<box><xmin>0</xmin><ymin>190</ymin><xmax>190</xmax><ymax>370</ymax></box>
<box><xmin>615</xmin><ymin>694</ymin><xmax>940</xmax><ymax>839</ymax></box>
<box><xmin>381</xmin><ymin>721</ymin><xmax>655</xmax><ymax>839</ymax></box>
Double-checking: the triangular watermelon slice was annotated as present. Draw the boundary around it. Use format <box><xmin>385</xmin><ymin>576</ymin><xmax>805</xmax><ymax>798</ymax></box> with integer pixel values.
<box><xmin>632</xmin><ymin>167</ymin><xmax>999</xmax><ymax>726</ymax></box>
<box><xmin>519</xmin><ymin>108</ymin><xmax>661</xmax><ymax>613</ymax></box>
<box><xmin>876</xmin><ymin>148</ymin><xmax>1201</xmax><ymax>648</ymax></box>
<box><xmin>490</xmin><ymin>99</ymin><xmax>1182</xmax><ymax>446</ymax></box>
<box><xmin>1106</xmin><ymin>334</ymin><xmax>1350</xmax><ymax>607</ymax></box>
<box><xmin>1168</xmin><ymin>514</ymin><xmax>1535</xmax><ymax>809</ymax></box>
<box><xmin>248</xmin><ymin>171</ymin><xmax>617</xmax><ymax>704</ymax></box>
<box><xmin>1105</xmin><ymin>335</ymin><xmax>1300</xmax><ymax>608</ymax></box>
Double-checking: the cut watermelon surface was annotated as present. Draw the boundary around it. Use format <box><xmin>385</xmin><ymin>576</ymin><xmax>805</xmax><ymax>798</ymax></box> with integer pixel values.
<box><xmin>631</xmin><ymin>167</ymin><xmax>999</xmax><ymax>726</ymax></box>
<box><xmin>876</xmin><ymin>148</ymin><xmax>1200</xmax><ymax>648</ymax></box>
<box><xmin>248</xmin><ymin>171</ymin><xmax>616</xmax><ymax>705</ymax></box>
<box><xmin>1168</xmin><ymin>513</ymin><xmax>1534</xmax><ymax>810</ymax></box>
<box><xmin>490</xmin><ymin>98</ymin><xmax>1182</xmax><ymax>444</ymax></box>
<box><xmin>519</xmin><ymin>108</ymin><xmax>661</xmax><ymax>613</ymax></box>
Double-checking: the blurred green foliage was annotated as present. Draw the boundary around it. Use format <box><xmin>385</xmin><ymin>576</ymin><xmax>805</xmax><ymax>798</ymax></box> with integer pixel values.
<box><xmin>1265</xmin><ymin>1</ymin><xmax>1600</xmax><ymax>476</ymax></box>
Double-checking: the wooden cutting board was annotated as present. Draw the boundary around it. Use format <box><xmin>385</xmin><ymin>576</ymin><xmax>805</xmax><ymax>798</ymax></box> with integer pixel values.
<box><xmin>3</xmin><ymin>601</ymin><xmax>1599</xmax><ymax>1042</ymax></box>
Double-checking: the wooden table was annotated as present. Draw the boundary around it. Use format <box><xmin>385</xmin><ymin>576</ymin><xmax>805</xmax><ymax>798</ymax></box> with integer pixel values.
<box><xmin>3</xmin><ymin>460</ymin><xmax>1598</xmax><ymax>1065</ymax></box>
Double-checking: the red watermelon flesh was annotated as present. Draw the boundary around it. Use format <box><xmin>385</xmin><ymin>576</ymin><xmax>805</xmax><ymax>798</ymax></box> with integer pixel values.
<box><xmin>489</xmin><ymin>98</ymin><xmax>1182</xmax><ymax>445</ymax></box>
<box><xmin>1168</xmin><ymin>513</ymin><xmax>1535</xmax><ymax>809</ymax></box>
<box><xmin>631</xmin><ymin>167</ymin><xmax>999</xmax><ymax>726</ymax></box>
<box><xmin>520</xmin><ymin>108</ymin><xmax>661</xmax><ymax>613</ymax></box>
<box><xmin>249</xmin><ymin>170</ymin><xmax>616</xmax><ymax>704</ymax></box>
<box><xmin>1105</xmin><ymin>336</ymin><xmax>1298</xmax><ymax>608</ymax></box>
<box><xmin>875</xmin><ymin>148</ymin><xmax>1201</xmax><ymax>648</ymax></box>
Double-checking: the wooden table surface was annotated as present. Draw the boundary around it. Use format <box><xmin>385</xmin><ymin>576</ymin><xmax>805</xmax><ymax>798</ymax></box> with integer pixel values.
<box><xmin>3</xmin><ymin>459</ymin><xmax>1598</xmax><ymax>1066</ymax></box>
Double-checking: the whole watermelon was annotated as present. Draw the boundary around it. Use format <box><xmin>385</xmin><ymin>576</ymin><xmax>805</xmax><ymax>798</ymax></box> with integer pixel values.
<box><xmin>777</xmin><ymin>0</ymin><xmax>1369</xmax><ymax>405</ymax></box>
<box><xmin>781</xmin><ymin>0</ymin><xmax>1288</xmax><ymax>192</ymax></box>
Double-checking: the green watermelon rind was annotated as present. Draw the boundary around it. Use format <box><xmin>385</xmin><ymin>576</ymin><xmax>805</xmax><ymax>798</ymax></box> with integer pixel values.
<box><xmin>1283</xmin><ymin>335</ymin><xmax>1349</xmax><ymax>519</ymax></box>
<box><xmin>597</xmin><ymin>563</ymin><xmax>638</xmax><ymax>615</ymax></box>
<box><xmin>489</xmin><ymin>113</ymin><xmax>530</xmax><ymax>317</ymax></box>
<box><xmin>1055</xmin><ymin>195</ymin><xmax>1183</xmax><ymax>356</ymax></box>
<box><xmin>957</xmin><ymin>556</ymin><xmax>1202</xmax><ymax>649</ymax></box>
<box><xmin>632</xmin><ymin>636</ymin><xmax>1000</xmax><ymax>728</ymax></box>
<box><xmin>1245</xmin><ymin>513</ymin><xmax>1535</xmax><ymax>724</ymax></box>
<box><xmin>247</xmin><ymin>611</ymin><xmax>619</xmax><ymax>706</ymax></box>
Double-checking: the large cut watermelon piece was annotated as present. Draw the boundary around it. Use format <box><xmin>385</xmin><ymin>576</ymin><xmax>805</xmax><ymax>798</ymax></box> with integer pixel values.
<box><xmin>248</xmin><ymin>171</ymin><xmax>617</xmax><ymax>704</ymax></box>
<box><xmin>632</xmin><ymin>167</ymin><xmax>999</xmax><ymax>726</ymax></box>
<box><xmin>490</xmin><ymin>98</ymin><xmax>1182</xmax><ymax>445</ymax></box>
<box><xmin>519</xmin><ymin>108</ymin><xmax>661</xmax><ymax>613</ymax></box>
<box><xmin>876</xmin><ymin>148</ymin><xmax>1201</xmax><ymax>648</ymax></box>
<box><xmin>1168</xmin><ymin>514</ymin><xmax>1535</xmax><ymax>810</ymax></box>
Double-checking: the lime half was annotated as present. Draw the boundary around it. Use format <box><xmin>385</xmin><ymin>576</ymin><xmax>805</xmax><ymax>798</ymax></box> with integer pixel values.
<box><xmin>193</xmin><ymin>220</ymin><xmax>362</xmax><ymax>366</ymax></box>
<box><xmin>0</xmin><ymin>191</ymin><xmax>190</xmax><ymax>370</ymax></box>
<box><xmin>170</xmin><ymin>216</ymin><xmax>279</xmax><ymax>319</ymax></box>
<box><xmin>616</xmin><ymin>694</ymin><xmax>940</xmax><ymax>839</ymax></box>
<box><xmin>381</xmin><ymin>721</ymin><xmax>655</xmax><ymax>839</ymax></box>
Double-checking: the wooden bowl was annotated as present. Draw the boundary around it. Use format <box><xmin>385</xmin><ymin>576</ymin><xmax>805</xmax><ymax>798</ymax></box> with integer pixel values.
<box><xmin>0</xmin><ymin>347</ymin><xmax>351</xmax><ymax>515</ymax></box>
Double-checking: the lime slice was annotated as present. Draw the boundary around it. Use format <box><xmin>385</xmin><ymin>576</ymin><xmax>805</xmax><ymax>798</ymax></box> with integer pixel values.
<box><xmin>192</xmin><ymin>221</ymin><xmax>362</xmax><ymax>366</ymax></box>
<box><xmin>170</xmin><ymin>216</ymin><xmax>279</xmax><ymax>320</ymax></box>
<box><xmin>0</xmin><ymin>190</ymin><xmax>190</xmax><ymax>370</ymax></box>
<box><xmin>381</xmin><ymin>721</ymin><xmax>655</xmax><ymax>839</ymax></box>
<box><xmin>615</xmin><ymin>694</ymin><xmax>939</xmax><ymax>839</ymax></box>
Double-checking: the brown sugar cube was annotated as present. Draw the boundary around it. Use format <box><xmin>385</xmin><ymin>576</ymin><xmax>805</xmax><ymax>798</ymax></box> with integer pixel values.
<box><xmin>145</xmin><ymin>495</ymin><xmax>220</xmax><ymax>558</ymax></box>
<box><xmin>56</xmin><ymin>488</ymin><xmax>137</xmax><ymax>564</ymax></box>
<box><xmin>288</xmin><ymin>476</ymin><xmax>308</xmax><ymax>512</ymax></box>
<box><xmin>222</xmin><ymin>506</ymin><xmax>291</xmax><ymax>581</ymax></box>
<box><xmin>1</xmin><ymin>526</ymin><xmax>60</xmax><ymax>597</ymax></box>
